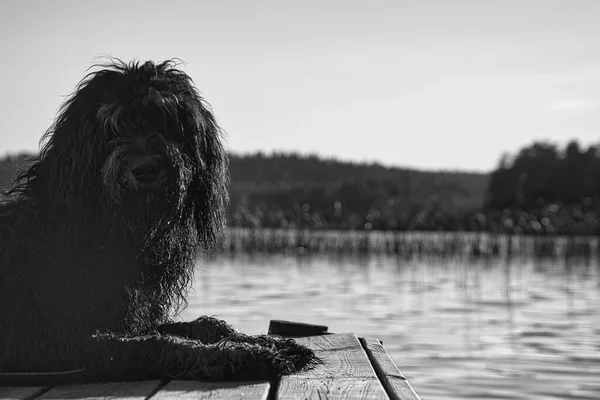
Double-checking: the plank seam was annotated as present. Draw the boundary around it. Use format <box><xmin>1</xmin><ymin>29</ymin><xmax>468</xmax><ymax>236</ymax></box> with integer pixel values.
<box><xmin>267</xmin><ymin>378</ymin><xmax>279</xmax><ymax>400</ymax></box>
<box><xmin>145</xmin><ymin>379</ymin><xmax>169</xmax><ymax>400</ymax></box>
<box><xmin>359</xmin><ymin>337</ymin><xmax>396</xmax><ymax>400</ymax></box>
<box><xmin>359</xmin><ymin>337</ymin><xmax>421</xmax><ymax>400</ymax></box>
<box><xmin>22</xmin><ymin>387</ymin><xmax>51</xmax><ymax>400</ymax></box>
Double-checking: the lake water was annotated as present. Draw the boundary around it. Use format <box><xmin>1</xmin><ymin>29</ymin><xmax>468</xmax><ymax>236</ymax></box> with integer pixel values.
<box><xmin>181</xmin><ymin>252</ymin><xmax>600</xmax><ymax>400</ymax></box>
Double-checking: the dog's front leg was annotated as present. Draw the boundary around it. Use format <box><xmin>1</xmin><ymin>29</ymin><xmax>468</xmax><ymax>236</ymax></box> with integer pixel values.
<box><xmin>87</xmin><ymin>331</ymin><xmax>314</xmax><ymax>381</ymax></box>
<box><xmin>155</xmin><ymin>316</ymin><xmax>238</xmax><ymax>343</ymax></box>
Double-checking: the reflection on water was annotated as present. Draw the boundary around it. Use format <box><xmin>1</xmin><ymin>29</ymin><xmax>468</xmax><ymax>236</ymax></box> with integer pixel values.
<box><xmin>181</xmin><ymin>252</ymin><xmax>600</xmax><ymax>400</ymax></box>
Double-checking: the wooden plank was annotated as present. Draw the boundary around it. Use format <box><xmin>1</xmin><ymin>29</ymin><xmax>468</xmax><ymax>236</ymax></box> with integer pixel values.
<box><xmin>0</xmin><ymin>387</ymin><xmax>47</xmax><ymax>400</ymax></box>
<box><xmin>268</xmin><ymin>320</ymin><xmax>329</xmax><ymax>337</ymax></box>
<box><xmin>38</xmin><ymin>381</ymin><xmax>162</xmax><ymax>400</ymax></box>
<box><xmin>277</xmin><ymin>333</ymin><xmax>389</xmax><ymax>399</ymax></box>
<box><xmin>152</xmin><ymin>381</ymin><xmax>269</xmax><ymax>400</ymax></box>
<box><xmin>276</xmin><ymin>378</ymin><xmax>388</xmax><ymax>400</ymax></box>
<box><xmin>360</xmin><ymin>338</ymin><xmax>421</xmax><ymax>400</ymax></box>
<box><xmin>291</xmin><ymin>333</ymin><xmax>382</xmax><ymax>379</ymax></box>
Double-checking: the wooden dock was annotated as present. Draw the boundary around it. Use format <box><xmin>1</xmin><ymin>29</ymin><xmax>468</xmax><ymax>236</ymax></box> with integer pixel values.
<box><xmin>0</xmin><ymin>325</ymin><xmax>420</xmax><ymax>400</ymax></box>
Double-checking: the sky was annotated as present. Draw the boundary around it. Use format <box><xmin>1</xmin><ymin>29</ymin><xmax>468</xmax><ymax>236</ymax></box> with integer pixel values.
<box><xmin>1</xmin><ymin>0</ymin><xmax>600</xmax><ymax>172</ymax></box>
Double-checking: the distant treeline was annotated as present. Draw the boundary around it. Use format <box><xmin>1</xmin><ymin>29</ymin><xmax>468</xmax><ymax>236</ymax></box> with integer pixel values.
<box><xmin>2</xmin><ymin>140</ymin><xmax>599</xmax><ymax>235</ymax></box>
<box><xmin>228</xmin><ymin>152</ymin><xmax>488</xmax><ymax>231</ymax></box>
<box><xmin>0</xmin><ymin>153</ymin><xmax>30</xmax><ymax>189</ymax></box>
<box><xmin>487</xmin><ymin>141</ymin><xmax>600</xmax><ymax>208</ymax></box>
<box><xmin>482</xmin><ymin>140</ymin><xmax>600</xmax><ymax>235</ymax></box>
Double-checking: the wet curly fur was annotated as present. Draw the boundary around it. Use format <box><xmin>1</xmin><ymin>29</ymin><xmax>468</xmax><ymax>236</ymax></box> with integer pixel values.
<box><xmin>0</xmin><ymin>60</ymin><xmax>317</xmax><ymax>384</ymax></box>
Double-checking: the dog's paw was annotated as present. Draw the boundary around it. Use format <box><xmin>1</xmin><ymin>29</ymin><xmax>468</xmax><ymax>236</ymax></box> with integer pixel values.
<box><xmin>89</xmin><ymin>331</ymin><xmax>319</xmax><ymax>382</ymax></box>
<box><xmin>175</xmin><ymin>336</ymin><xmax>319</xmax><ymax>381</ymax></box>
<box><xmin>215</xmin><ymin>335</ymin><xmax>320</xmax><ymax>380</ymax></box>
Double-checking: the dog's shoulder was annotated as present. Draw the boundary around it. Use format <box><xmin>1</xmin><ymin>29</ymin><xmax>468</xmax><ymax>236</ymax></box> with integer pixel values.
<box><xmin>0</xmin><ymin>196</ymin><xmax>41</xmax><ymax>235</ymax></box>
<box><xmin>0</xmin><ymin>197</ymin><xmax>48</xmax><ymax>274</ymax></box>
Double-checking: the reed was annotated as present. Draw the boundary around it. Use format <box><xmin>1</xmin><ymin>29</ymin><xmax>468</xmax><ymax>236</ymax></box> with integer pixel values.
<box><xmin>223</xmin><ymin>227</ymin><xmax>599</xmax><ymax>258</ymax></box>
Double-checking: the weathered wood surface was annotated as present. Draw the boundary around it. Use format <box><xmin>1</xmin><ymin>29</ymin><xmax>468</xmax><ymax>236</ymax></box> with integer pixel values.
<box><xmin>0</xmin><ymin>386</ymin><xmax>48</xmax><ymax>400</ymax></box>
<box><xmin>153</xmin><ymin>381</ymin><xmax>270</xmax><ymax>400</ymax></box>
<box><xmin>0</xmin><ymin>333</ymin><xmax>420</xmax><ymax>400</ymax></box>
<box><xmin>278</xmin><ymin>334</ymin><xmax>389</xmax><ymax>400</ymax></box>
<box><xmin>360</xmin><ymin>338</ymin><xmax>420</xmax><ymax>400</ymax></box>
<box><xmin>42</xmin><ymin>381</ymin><xmax>161</xmax><ymax>400</ymax></box>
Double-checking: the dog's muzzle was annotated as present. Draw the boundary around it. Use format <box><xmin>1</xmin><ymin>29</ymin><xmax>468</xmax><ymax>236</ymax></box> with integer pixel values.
<box><xmin>122</xmin><ymin>155</ymin><xmax>167</xmax><ymax>189</ymax></box>
<box><xmin>130</xmin><ymin>158</ymin><xmax>162</xmax><ymax>184</ymax></box>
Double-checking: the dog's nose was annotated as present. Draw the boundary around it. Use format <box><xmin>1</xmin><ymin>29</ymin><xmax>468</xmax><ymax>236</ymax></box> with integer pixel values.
<box><xmin>131</xmin><ymin>160</ymin><xmax>161</xmax><ymax>184</ymax></box>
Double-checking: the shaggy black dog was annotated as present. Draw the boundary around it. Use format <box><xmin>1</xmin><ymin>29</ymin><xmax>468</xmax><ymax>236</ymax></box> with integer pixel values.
<box><xmin>0</xmin><ymin>60</ymin><xmax>316</xmax><ymax>384</ymax></box>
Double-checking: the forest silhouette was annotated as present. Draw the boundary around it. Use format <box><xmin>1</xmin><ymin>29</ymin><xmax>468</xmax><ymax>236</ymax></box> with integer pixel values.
<box><xmin>1</xmin><ymin>140</ymin><xmax>598</xmax><ymax>235</ymax></box>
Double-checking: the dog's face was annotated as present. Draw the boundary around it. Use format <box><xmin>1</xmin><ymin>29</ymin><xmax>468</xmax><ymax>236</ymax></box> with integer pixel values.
<box><xmin>15</xmin><ymin>60</ymin><xmax>229</xmax><ymax>252</ymax></box>
<box><xmin>94</xmin><ymin>64</ymin><xmax>201</xmax><ymax>209</ymax></box>
<box><xmin>102</xmin><ymin>130</ymin><xmax>179</xmax><ymax>206</ymax></box>
<box><xmin>117</xmin><ymin>133</ymin><xmax>170</xmax><ymax>194</ymax></box>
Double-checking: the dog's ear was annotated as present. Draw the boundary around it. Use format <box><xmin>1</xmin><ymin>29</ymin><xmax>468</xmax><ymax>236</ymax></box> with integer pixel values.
<box><xmin>17</xmin><ymin>70</ymin><xmax>118</xmax><ymax>210</ymax></box>
<box><xmin>181</xmin><ymin>97</ymin><xmax>229</xmax><ymax>256</ymax></box>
